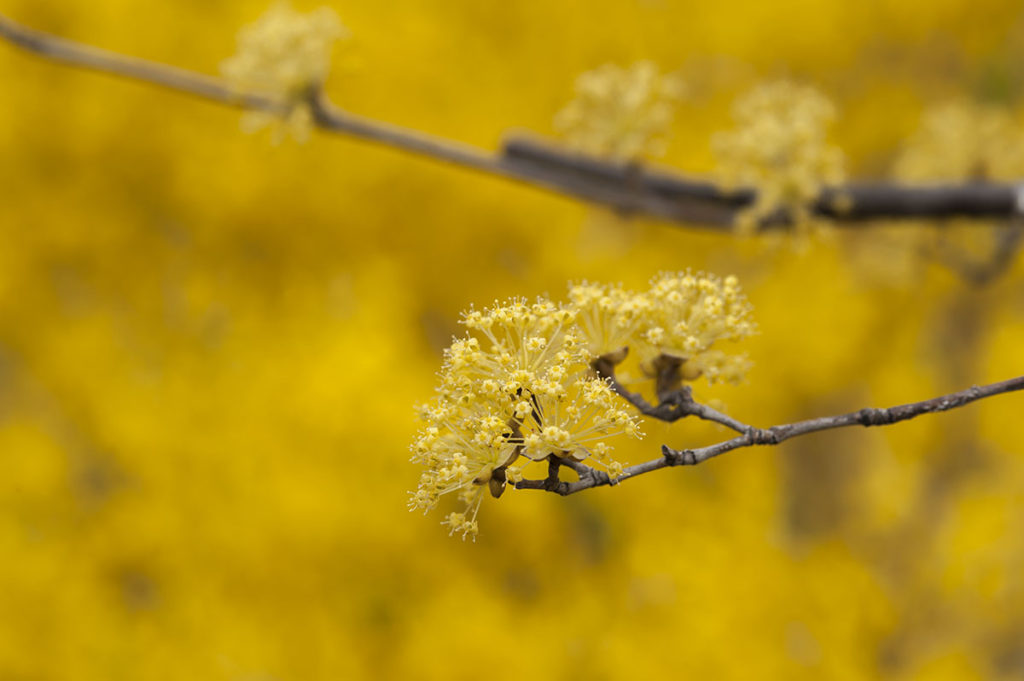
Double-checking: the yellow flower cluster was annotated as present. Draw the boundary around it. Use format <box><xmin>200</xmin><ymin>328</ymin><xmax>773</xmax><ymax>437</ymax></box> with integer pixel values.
<box><xmin>568</xmin><ymin>281</ymin><xmax>651</xmax><ymax>358</ymax></box>
<box><xmin>634</xmin><ymin>272</ymin><xmax>755</xmax><ymax>383</ymax></box>
<box><xmin>221</xmin><ymin>2</ymin><xmax>347</xmax><ymax>142</ymax></box>
<box><xmin>712</xmin><ymin>80</ymin><xmax>845</xmax><ymax>234</ymax></box>
<box><xmin>886</xmin><ymin>99</ymin><xmax>1024</xmax><ymax>276</ymax></box>
<box><xmin>894</xmin><ymin>99</ymin><xmax>1024</xmax><ymax>181</ymax></box>
<box><xmin>410</xmin><ymin>298</ymin><xmax>642</xmax><ymax>539</ymax></box>
<box><xmin>554</xmin><ymin>61</ymin><xmax>685</xmax><ymax>161</ymax></box>
<box><xmin>567</xmin><ymin>274</ymin><xmax>755</xmax><ymax>381</ymax></box>
<box><xmin>411</xmin><ymin>273</ymin><xmax>754</xmax><ymax>539</ymax></box>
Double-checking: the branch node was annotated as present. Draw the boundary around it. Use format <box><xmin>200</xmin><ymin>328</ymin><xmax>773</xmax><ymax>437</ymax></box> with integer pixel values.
<box><xmin>662</xmin><ymin>445</ymin><xmax>697</xmax><ymax>466</ymax></box>
<box><xmin>747</xmin><ymin>427</ymin><xmax>780</xmax><ymax>445</ymax></box>
<box><xmin>857</xmin><ymin>407</ymin><xmax>894</xmax><ymax>426</ymax></box>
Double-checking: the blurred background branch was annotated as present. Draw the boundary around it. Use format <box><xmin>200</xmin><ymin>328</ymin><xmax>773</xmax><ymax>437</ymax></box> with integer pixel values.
<box><xmin>4</xmin><ymin>11</ymin><xmax>1024</xmax><ymax>232</ymax></box>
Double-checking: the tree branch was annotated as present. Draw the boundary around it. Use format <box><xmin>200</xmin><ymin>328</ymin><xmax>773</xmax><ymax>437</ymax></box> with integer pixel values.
<box><xmin>515</xmin><ymin>375</ymin><xmax>1024</xmax><ymax>496</ymax></box>
<box><xmin>0</xmin><ymin>12</ymin><xmax>278</xmax><ymax>111</ymax></box>
<box><xmin>591</xmin><ymin>355</ymin><xmax>751</xmax><ymax>433</ymax></box>
<box><xmin>501</xmin><ymin>139</ymin><xmax>1024</xmax><ymax>226</ymax></box>
<box><xmin>5</xmin><ymin>12</ymin><xmax>1024</xmax><ymax>230</ymax></box>
<box><xmin>932</xmin><ymin>218</ymin><xmax>1024</xmax><ymax>286</ymax></box>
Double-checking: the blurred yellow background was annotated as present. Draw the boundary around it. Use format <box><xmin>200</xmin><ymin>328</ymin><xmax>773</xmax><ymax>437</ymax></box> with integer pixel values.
<box><xmin>2</xmin><ymin>0</ymin><xmax>1024</xmax><ymax>679</ymax></box>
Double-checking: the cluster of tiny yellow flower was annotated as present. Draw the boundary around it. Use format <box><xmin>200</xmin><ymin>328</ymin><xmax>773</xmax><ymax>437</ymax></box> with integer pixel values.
<box><xmin>635</xmin><ymin>272</ymin><xmax>755</xmax><ymax>383</ymax></box>
<box><xmin>568</xmin><ymin>281</ymin><xmax>651</xmax><ymax>358</ymax></box>
<box><xmin>894</xmin><ymin>99</ymin><xmax>1024</xmax><ymax>181</ymax></box>
<box><xmin>891</xmin><ymin>99</ymin><xmax>1024</xmax><ymax>272</ymax></box>
<box><xmin>712</xmin><ymin>80</ymin><xmax>845</xmax><ymax>235</ymax></box>
<box><xmin>410</xmin><ymin>298</ymin><xmax>642</xmax><ymax>539</ymax></box>
<box><xmin>411</xmin><ymin>273</ymin><xmax>754</xmax><ymax>539</ymax></box>
<box><xmin>221</xmin><ymin>2</ymin><xmax>347</xmax><ymax>143</ymax></box>
<box><xmin>554</xmin><ymin>61</ymin><xmax>685</xmax><ymax>161</ymax></box>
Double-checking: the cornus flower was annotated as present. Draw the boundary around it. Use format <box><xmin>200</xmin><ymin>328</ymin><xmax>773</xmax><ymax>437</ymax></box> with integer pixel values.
<box><xmin>568</xmin><ymin>281</ymin><xmax>651</xmax><ymax>359</ymax></box>
<box><xmin>887</xmin><ymin>100</ymin><xmax>1024</xmax><ymax>274</ymax></box>
<box><xmin>635</xmin><ymin>272</ymin><xmax>755</xmax><ymax>384</ymax></box>
<box><xmin>221</xmin><ymin>2</ymin><xmax>347</xmax><ymax>142</ymax></box>
<box><xmin>712</xmin><ymin>80</ymin><xmax>844</xmax><ymax>235</ymax></box>
<box><xmin>411</xmin><ymin>276</ymin><xmax>757</xmax><ymax>539</ymax></box>
<box><xmin>566</xmin><ymin>274</ymin><xmax>755</xmax><ymax>383</ymax></box>
<box><xmin>895</xmin><ymin>100</ymin><xmax>1024</xmax><ymax>182</ymax></box>
<box><xmin>410</xmin><ymin>297</ymin><xmax>642</xmax><ymax>539</ymax></box>
<box><xmin>554</xmin><ymin>61</ymin><xmax>685</xmax><ymax>161</ymax></box>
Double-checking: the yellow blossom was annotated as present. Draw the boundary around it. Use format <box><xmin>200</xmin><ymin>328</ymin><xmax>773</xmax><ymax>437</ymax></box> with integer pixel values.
<box><xmin>554</xmin><ymin>61</ymin><xmax>685</xmax><ymax>161</ymax></box>
<box><xmin>876</xmin><ymin>99</ymin><xmax>1024</xmax><ymax>279</ymax></box>
<box><xmin>568</xmin><ymin>281</ymin><xmax>650</xmax><ymax>359</ymax></box>
<box><xmin>221</xmin><ymin>2</ymin><xmax>347</xmax><ymax>142</ymax></box>
<box><xmin>411</xmin><ymin>272</ymin><xmax>756</xmax><ymax>537</ymax></box>
<box><xmin>636</xmin><ymin>272</ymin><xmax>756</xmax><ymax>384</ymax></box>
<box><xmin>411</xmin><ymin>295</ymin><xmax>642</xmax><ymax>538</ymax></box>
<box><xmin>895</xmin><ymin>99</ymin><xmax>1024</xmax><ymax>181</ymax></box>
<box><xmin>712</xmin><ymin>80</ymin><xmax>844</xmax><ymax>235</ymax></box>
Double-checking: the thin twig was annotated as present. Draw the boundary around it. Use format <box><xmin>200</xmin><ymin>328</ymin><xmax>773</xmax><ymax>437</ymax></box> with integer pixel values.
<box><xmin>5</xmin><ymin>12</ymin><xmax>1024</xmax><ymax>230</ymax></box>
<box><xmin>515</xmin><ymin>375</ymin><xmax>1024</xmax><ymax>496</ymax></box>
<box><xmin>591</xmin><ymin>356</ymin><xmax>751</xmax><ymax>432</ymax></box>
<box><xmin>933</xmin><ymin>218</ymin><xmax>1024</xmax><ymax>286</ymax></box>
<box><xmin>0</xmin><ymin>12</ymin><xmax>278</xmax><ymax>111</ymax></box>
